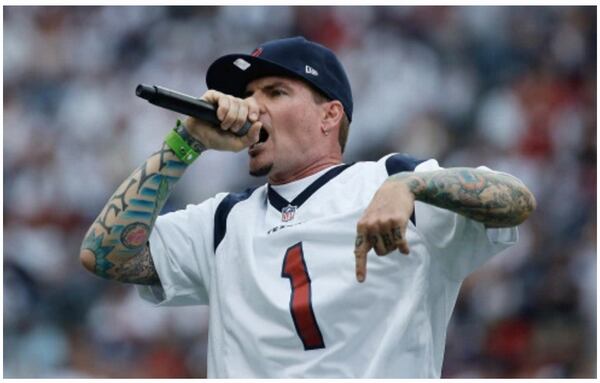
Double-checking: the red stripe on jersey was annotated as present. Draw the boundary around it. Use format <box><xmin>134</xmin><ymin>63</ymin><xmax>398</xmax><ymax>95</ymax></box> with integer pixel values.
<box><xmin>281</xmin><ymin>242</ymin><xmax>325</xmax><ymax>350</ymax></box>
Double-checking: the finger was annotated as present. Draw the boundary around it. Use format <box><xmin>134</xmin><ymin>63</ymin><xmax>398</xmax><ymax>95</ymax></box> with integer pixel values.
<box><xmin>380</xmin><ymin>232</ymin><xmax>396</xmax><ymax>254</ymax></box>
<box><xmin>215</xmin><ymin>94</ymin><xmax>230</xmax><ymax>123</ymax></box>
<box><xmin>241</xmin><ymin>121</ymin><xmax>262</xmax><ymax>147</ymax></box>
<box><xmin>231</xmin><ymin>121</ymin><xmax>262</xmax><ymax>152</ymax></box>
<box><xmin>375</xmin><ymin>219</ymin><xmax>396</xmax><ymax>256</ymax></box>
<box><xmin>201</xmin><ymin>89</ymin><xmax>219</xmax><ymax>104</ymax></box>
<box><xmin>245</xmin><ymin>97</ymin><xmax>260</xmax><ymax>122</ymax></box>
<box><xmin>221</xmin><ymin>96</ymin><xmax>239</xmax><ymax>130</ymax></box>
<box><xmin>231</xmin><ymin>102</ymin><xmax>249</xmax><ymax>133</ymax></box>
<box><xmin>392</xmin><ymin>226</ymin><xmax>410</xmax><ymax>255</ymax></box>
<box><xmin>399</xmin><ymin>237</ymin><xmax>410</xmax><ymax>255</ymax></box>
<box><xmin>354</xmin><ymin>232</ymin><xmax>371</xmax><ymax>283</ymax></box>
<box><xmin>369</xmin><ymin>234</ymin><xmax>387</xmax><ymax>256</ymax></box>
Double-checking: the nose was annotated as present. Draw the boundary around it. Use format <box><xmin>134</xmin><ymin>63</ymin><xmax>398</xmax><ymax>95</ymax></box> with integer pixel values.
<box><xmin>258</xmin><ymin>102</ymin><xmax>267</xmax><ymax>115</ymax></box>
<box><xmin>249</xmin><ymin>94</ymin><xmax>267</xmax><ymax>116</ymax></box>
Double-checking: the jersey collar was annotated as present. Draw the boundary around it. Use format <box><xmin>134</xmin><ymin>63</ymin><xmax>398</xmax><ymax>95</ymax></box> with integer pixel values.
<box><xmin>267</xmin><ymin>163</ymin><xmax>354</xmax><ymax>212</ymax></box>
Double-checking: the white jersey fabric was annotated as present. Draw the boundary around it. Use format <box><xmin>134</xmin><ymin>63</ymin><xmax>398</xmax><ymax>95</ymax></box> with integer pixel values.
<box><xmin>138</xmin><ymin>153</ymin><xmax>518</xmax><ymax>378</ymax></box>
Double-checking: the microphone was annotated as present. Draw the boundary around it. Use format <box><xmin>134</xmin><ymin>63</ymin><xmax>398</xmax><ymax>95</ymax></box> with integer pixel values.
<box><xmin>135</xmin><ymin>84</ymin><xmax>252</xmax><ymax>136</ymax></box>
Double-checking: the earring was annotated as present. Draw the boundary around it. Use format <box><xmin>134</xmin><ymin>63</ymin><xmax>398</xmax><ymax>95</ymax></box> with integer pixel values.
<box><xmin>324</xmin><ymin>130</ymin><xmax>330</xmax><ymax>136</ymax></box>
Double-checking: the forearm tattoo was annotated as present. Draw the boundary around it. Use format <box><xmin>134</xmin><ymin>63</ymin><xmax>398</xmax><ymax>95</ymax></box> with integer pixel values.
<box><xmin>81</xmin><ymin>143</ymin><xmax>187</xmax><ymax>284</ymax></box>
<box><xmin>390</xmin><ymin>168</ymin><xmax>536</xmax><ymax>228</ymax></box>
<box><xmin>111</xmin><ymin>244</ymin><xmax>161</xmax><ymax>285</ymax></box>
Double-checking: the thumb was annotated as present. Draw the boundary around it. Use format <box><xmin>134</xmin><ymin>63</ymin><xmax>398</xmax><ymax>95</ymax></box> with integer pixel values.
<box><xmin>242</xmin><ymin>121</ymin><xmax>262</xmax><ymax>146</ymax></box>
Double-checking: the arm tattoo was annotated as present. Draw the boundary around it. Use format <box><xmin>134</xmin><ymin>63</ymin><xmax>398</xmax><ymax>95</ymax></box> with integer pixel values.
<box><xmin>81</xmin><ymin>230</ymin><xmax>115</xmax><ymax>278</ymax></box>
<box><xmin>112</xmin><ymin>244</ymin><xmax>160</xmax><ymax>285</ymax></box>
<box><xmin>390</xmin><ymin>168</ymin><xmax>536</xmax><ymax>228</ymax></box>
<box><xmin>81</xmin><ymin>143</ymin><xmax>188</xmax><ymax>285</ymax></box>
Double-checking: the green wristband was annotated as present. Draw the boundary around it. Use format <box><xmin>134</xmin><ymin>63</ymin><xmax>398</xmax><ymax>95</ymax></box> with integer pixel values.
<box><xmin>165</xmin><ymin>128</ymin><xmax>201</xmax><ymax>164</ymax></box>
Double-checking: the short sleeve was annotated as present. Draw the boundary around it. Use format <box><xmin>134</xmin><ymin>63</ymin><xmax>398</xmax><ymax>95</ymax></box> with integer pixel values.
<box><xmin>413</xmin><ymin>159</ymin><xmax>519</xmax><ymax>281</ymax></box>
<box><xmin>137</xmin><ymin>193</ymin><xmax>227</xmax><ymax>306</ymax></box>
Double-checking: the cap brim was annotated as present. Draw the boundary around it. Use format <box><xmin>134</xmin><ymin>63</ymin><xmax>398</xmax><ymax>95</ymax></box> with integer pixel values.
<box><xmin>206</xmin><ymin>54</ymin><xmax>305</xmax><ymax>98</ymax></box>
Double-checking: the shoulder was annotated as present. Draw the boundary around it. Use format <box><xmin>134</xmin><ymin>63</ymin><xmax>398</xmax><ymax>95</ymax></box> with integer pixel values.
<box><xmin>214</xmin><ymin>184</ymin><xmax>265</xmax><ymax>219</ymax></box>
<box><xmin>214</xmin><ymin>185</ymin><xmax>263</xmax><ymax>218</ymax></box>
<box><xmin>214</xmin><ymin>184</ymin><xmax>265</xmax><ymax>251</ymax></box>
<box><xmin>336</xmin><ymin>154</ymin><xmax>432</xmax><ymax>191</ymax></box>
<box><xmin>378</xmin><ymin>153</ymin><xmax>428</xmax><ymax>175</ymax></box>
<box><xmin>351</xmin><ymin>153</ymin><xmax>434</xmax><ymax>176</ymax></box>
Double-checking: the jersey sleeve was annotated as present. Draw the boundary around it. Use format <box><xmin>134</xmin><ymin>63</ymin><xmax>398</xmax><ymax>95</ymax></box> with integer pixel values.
<box><xmin>137</xmin><ymin>193</ymin><xmax>227</xmax><ymax>306</ymax></box>
<box><xmin>413</xmin><ymin>159</ymin><xmax>519</xmax><ymax>281</ymax></box>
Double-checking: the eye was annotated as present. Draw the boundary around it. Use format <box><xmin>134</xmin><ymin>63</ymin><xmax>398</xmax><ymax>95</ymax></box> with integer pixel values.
<box><xmin>271</xmin><ymin>88</ymin><xmax>285</xmax><ymax>97</ymax></box>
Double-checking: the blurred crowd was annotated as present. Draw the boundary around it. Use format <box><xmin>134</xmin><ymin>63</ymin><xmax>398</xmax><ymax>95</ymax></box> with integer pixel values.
<box><xmin>3</xmin><ymin>6</ymin><xmax>596</xmax><ymax>378</ymax></box>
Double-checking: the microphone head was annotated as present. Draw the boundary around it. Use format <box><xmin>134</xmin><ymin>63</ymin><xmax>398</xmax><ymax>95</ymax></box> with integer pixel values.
<box><xmin>135</xmin><ymin>84</ymin><xmax>156</xmax><ymax>100</ymax></box>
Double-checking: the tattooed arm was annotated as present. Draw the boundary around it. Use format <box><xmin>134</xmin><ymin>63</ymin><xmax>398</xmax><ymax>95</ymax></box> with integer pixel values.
<box><xmin>354</xmin><ymin>167</ymin><xmax>535</xmax><ymax>282</ymax></box>
<box><xmin>391</xmin><ymin>168</ymin><xmax>536</xmax><ymax>228</ymax></box>
<box><xmin>80</xmin><ymin>90</ymin><xmax>261</xmax><ymax>285</ymax></box>
<box><xmin>79</xmin><ymin>143</ymin><xmax>188</xmax><ymax>285</ymax></box>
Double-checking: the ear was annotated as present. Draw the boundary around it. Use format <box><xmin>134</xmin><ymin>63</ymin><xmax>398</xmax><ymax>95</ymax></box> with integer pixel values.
<box><xmin>321</xmin><ymin>100</ymin><xmax>344</xmax><ymax>136</ymax></box>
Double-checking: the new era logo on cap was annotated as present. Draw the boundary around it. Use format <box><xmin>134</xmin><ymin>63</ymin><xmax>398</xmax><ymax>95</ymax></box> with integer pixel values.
<box><xmin>233</xmin><ymin>58</ymin><xmax>251</xmax><ymax>71</ymax></box>
<box><xmin>305</xmin><ymin>65</ymin><xmax>319</xmax><ymax>76</ymax></box>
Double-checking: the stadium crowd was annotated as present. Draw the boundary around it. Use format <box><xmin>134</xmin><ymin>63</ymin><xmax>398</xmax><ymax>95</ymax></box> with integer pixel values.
<box><xmin>4</xmin><ymin>6</ymin><xmax>596</xmax><ymax>378</ymax></box>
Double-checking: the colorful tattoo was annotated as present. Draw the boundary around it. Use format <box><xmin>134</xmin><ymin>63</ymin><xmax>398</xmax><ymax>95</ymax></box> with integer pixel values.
<box><xmin>113</xmin><ymin>179</ymin><xmax>136</xmax><ymax>212</ymax></box>
<box><xmin>81</xmin><ymin>143</ymin><xmax>189</xmax><ymax>284</ymax></box>
<box><xmin>121</xmin><ymin>222</ymin><xmax>150</xmax><ymax>249</ymax></box>
<box><xmin>81</xmin><ymin>231</ymin><xmax>115</xmax><ymax>277</ymax></box>
<box><xmin>390</xmin><ymin>168</ymin><xmax>536</xmax><ymax>228</ymax></box>
<box><xmin>156</xmin><ymin>176</ymin><xmax>170</xmax><ymax>206</ymax></box>
<box><xmin>96</xmin><ymin>205</ymin><xmax>121</xmax><ymax>234</ymax></box>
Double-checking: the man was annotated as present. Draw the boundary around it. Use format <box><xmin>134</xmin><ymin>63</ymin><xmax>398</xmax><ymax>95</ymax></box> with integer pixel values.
<box><xmin>81</xmin><ymin>36</ymin><xmax>536</xmax><ymax>378</ymax></box>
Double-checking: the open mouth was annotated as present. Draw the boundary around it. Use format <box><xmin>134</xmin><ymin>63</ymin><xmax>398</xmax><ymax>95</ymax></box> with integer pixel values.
<box><xmin>258</xmin><ymin>128</ymin><xmax>269</xmax><ymax>143</ymax></box>
<box><xmin>251</xmin><ymin>128</ymin><xmax>270</xmax><ymax>150</ymax></box>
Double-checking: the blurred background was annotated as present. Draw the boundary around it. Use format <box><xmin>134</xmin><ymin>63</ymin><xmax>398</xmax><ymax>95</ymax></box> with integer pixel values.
<box><xmin>3</xmin><ymin>6</ymin><xmax>596</xmax><ymax>378</ymax></box>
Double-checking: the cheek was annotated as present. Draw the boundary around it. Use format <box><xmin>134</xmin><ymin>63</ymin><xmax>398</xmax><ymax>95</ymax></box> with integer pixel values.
<box><xmin>273</xmin><ymin>105</ymin><xmax>320</xmax><ymax>148</ymax></box>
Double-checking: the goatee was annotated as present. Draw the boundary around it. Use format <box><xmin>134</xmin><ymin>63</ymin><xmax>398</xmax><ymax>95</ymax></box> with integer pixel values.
<box><xmin>250</xmin><ymin>164</ymin><xmax>273</xmax><ymax>177</ymax></box>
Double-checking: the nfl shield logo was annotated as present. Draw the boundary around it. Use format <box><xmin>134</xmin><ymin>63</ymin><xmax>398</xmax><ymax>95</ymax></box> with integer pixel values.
<box><xmin>281</xmin><ymin>205</ymin><xmax>297</xmax><ymax>222</ymax></box>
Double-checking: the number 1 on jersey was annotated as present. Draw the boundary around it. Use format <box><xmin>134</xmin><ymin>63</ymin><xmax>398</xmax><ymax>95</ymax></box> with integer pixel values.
<box><xmin>281</xmin><ymin>242</ymin><xmax>325</xmax><ymax>350</ymax></box>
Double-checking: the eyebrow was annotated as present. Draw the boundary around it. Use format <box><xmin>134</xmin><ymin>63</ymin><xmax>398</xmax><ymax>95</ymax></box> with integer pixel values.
<box><xmin>245</xmin><ymin>81</ymin><xmax>291</xmax><ymax>97</ymax></box>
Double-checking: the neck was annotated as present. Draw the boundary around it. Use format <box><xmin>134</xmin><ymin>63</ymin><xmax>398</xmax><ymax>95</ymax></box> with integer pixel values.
<box><xmin>268</xmin><ymin>155</ymin><xmax>342</xmax><ymax>185</ymax></box>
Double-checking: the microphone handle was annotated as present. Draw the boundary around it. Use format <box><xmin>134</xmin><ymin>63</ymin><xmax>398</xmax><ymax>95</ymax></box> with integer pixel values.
<box><xmin>135</xmin><ymin>84</ymin><xmax>251</xmax><ymax>136</ymax></box>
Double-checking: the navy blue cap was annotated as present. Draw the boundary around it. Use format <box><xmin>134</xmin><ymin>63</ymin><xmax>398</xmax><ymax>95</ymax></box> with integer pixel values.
<box><xmin>206</xmin><ymin>36</ymin><xmax>353</xmax><ymax>121</ymax></box>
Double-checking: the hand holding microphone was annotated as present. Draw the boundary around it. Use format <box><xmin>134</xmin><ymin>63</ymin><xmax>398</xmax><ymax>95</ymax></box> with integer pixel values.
<box><xmin>137</xmin><ymin>84</ymin><xmax>261</xmax><ymax>152</ymax></box>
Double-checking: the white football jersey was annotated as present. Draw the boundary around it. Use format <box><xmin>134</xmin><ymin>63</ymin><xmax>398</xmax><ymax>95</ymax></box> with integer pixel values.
<box><xmin>137</xmin><ymin>153</ymin><xmax>518</xmax><ymax>378</ymax></box>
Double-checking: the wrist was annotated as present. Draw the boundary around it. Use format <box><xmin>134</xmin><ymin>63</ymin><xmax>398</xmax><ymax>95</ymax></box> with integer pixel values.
<box><xmin>164</xmin><ymin>120</ymin><xmax>206</xmax><ymax>164</ymax></box>
<box><xmin>387</xmin><ymin>172</ymin><xmax>425</xmax><ymax>201</ymax></box>
<box><xmin>175</xmin><ymin>119</ymin><xmax>207</xmax><ymax>153</ymax></box>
